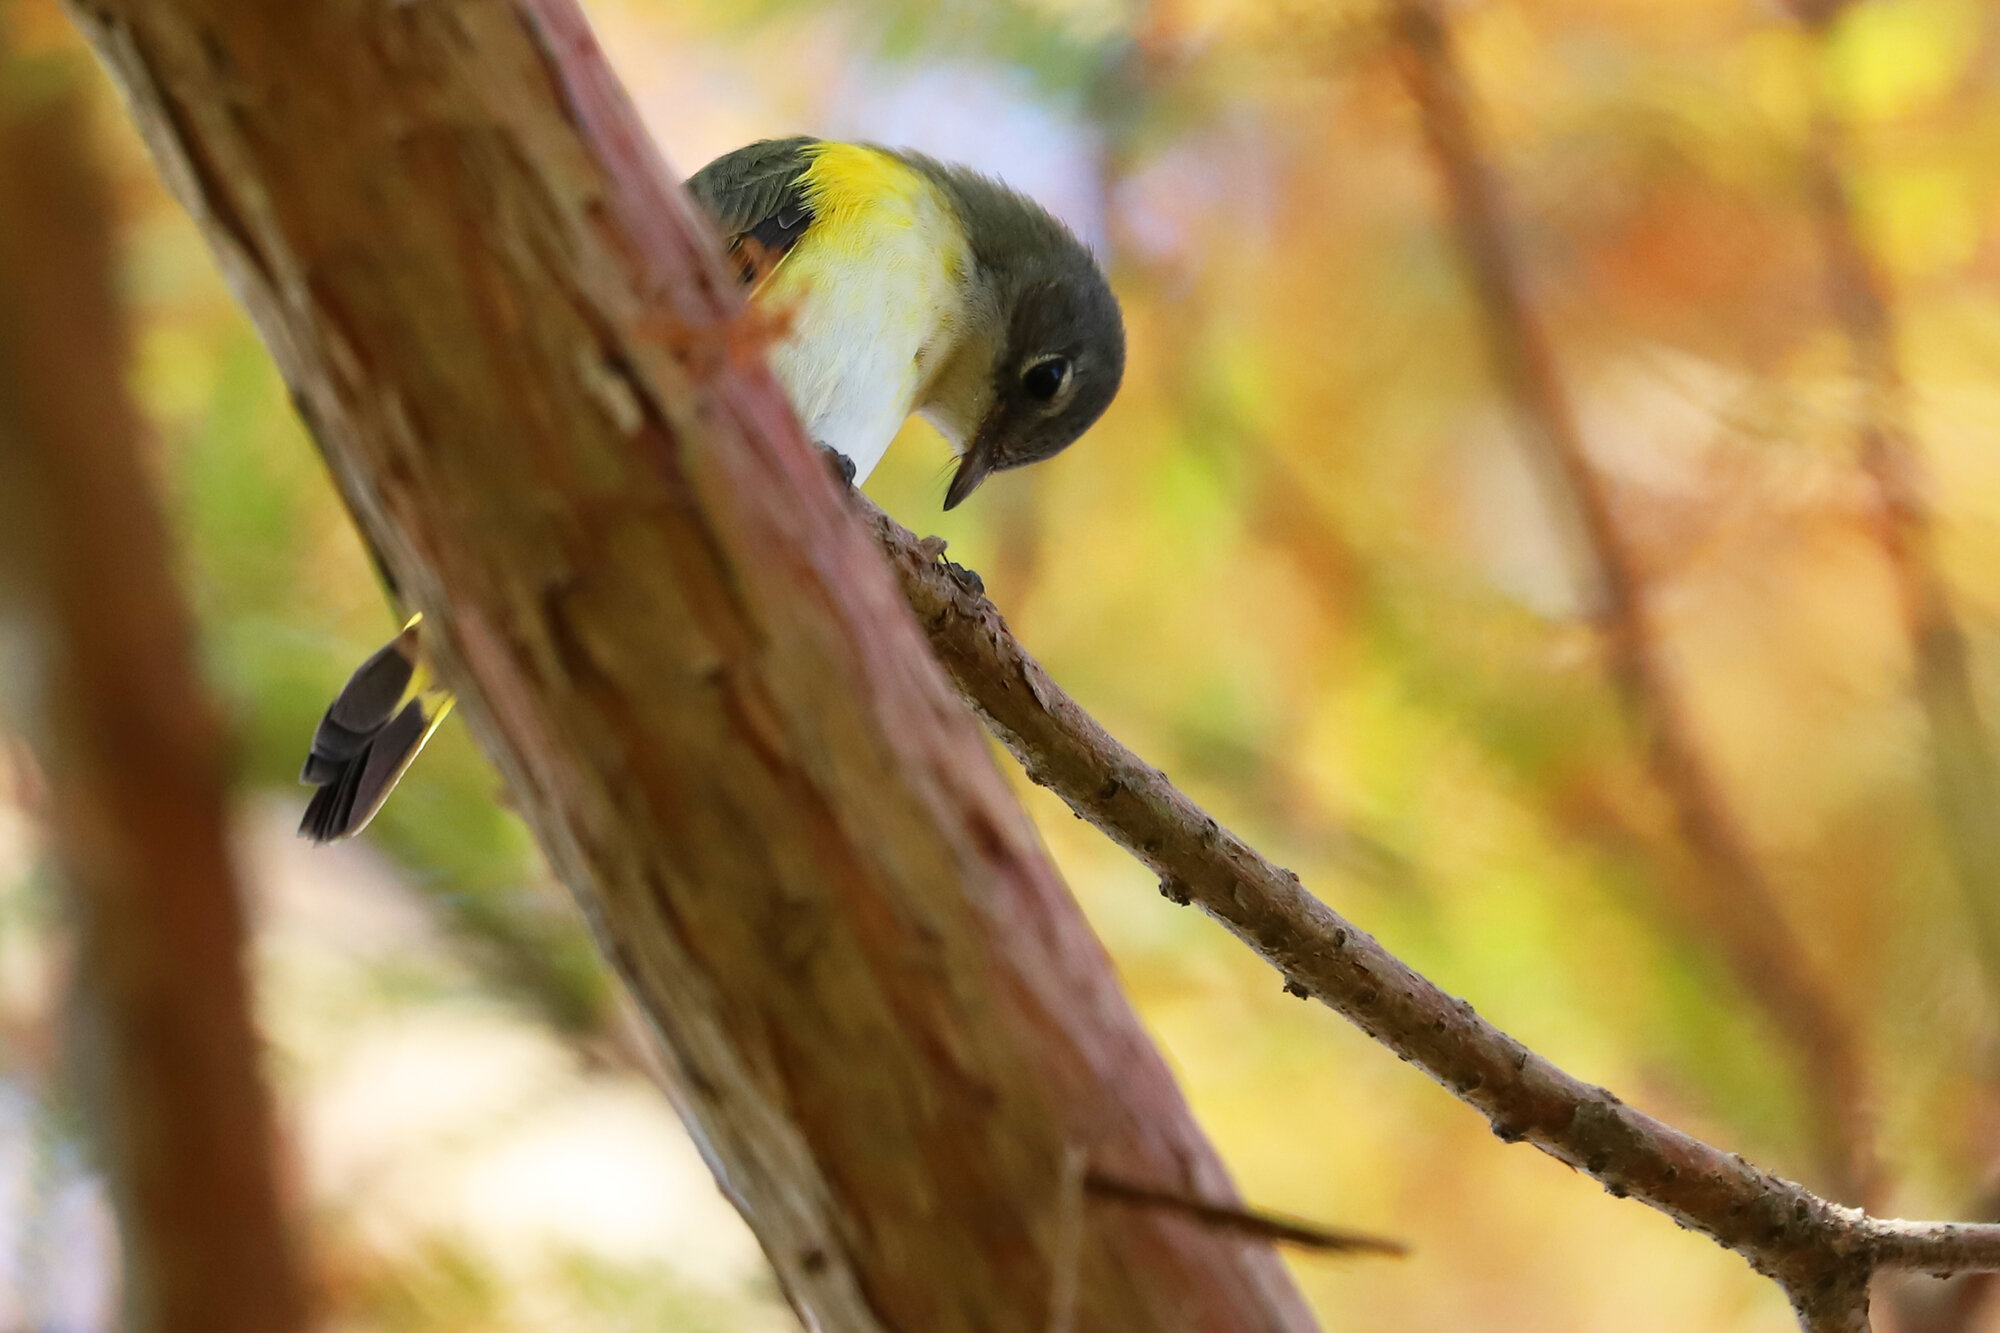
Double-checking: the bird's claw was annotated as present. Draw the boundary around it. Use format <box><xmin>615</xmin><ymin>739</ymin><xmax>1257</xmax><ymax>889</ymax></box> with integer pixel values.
<box><xmin>817</xmin><ymin>442</ymin><xmax>857</xmax><ymax>488</ymax></box>
<box><xmin>914</xmin><ymin>535</ymin><xmax>985</xmax><ymax>595</ymax></box>
<box><xmin>945</xmin><ymin>561</ymin><xmax>985</xmax><ymax>596</ymax></box>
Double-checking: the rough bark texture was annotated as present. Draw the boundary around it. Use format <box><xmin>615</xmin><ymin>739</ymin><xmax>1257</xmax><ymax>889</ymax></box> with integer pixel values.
<box><xmin>0</xmin><ymin>70</ymin><xmax>308</xmax><ymax>1333</ymax></box>
<box><xmin>60</xmin><ymin>3</ymin><xmax>1317</xmax><ymax>1330</ymax></box>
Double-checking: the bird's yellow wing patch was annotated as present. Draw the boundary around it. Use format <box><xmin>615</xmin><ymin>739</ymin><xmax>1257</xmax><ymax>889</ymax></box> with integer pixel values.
<box><xmin>793</xmin><ymin>142</ymin><xmax>963</xmax><ymax>276</ymax></box>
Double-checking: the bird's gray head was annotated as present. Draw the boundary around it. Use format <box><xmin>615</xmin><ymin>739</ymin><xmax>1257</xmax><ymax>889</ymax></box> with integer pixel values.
<box><xmin>912</xmin><ymin>160</ymin><xmax>1125</xmax><ymax>510</ymax></box>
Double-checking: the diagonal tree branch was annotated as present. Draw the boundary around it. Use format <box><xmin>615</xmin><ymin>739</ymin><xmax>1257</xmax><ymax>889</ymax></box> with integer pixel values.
<box><xmin>63</xmin><ymin>0</ymin><xmax>2000</xmax><ymax>1327</ymax></box>
<box><xmin>60</xmin><ymin>2</ymin><xmax>1318</xmax><ymax>1330</ymax></box>
<box><xmin>860</xmin><ymin>492</ymin><xmax>2000</xmax><ymax>1332</ymax></box>
<box><xmin>1383</xmin><ymin>0</ymin><xmax>1879</xmax><ymax>1207</ymax></box>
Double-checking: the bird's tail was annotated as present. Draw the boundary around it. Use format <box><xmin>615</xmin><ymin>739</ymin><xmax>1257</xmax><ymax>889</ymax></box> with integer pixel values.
<box><xmin>298</xmin><ymin>614</ymin><xmax>454</xmax><ymax>843</ymax></box>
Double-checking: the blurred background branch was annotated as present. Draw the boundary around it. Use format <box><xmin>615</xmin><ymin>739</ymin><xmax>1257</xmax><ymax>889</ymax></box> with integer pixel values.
<box><xmin>1786</xmin><ymin>6</ymin><xmax>2000</xmax><ymax>1329</ymax></box>
<box><xmin>1791</xmin><ymin>0</ymin><xmax>2000</xmax><ymax>1006</ymax></box>
<box><xmin>1384</xmin><ymin>0</ymin><xmax>1878</xmax><ymax>1209</ymax></box>
<box><xmin>5</xmin><ymin>0</ymin><xmax>2000</xmax><ymax>1328</ymax></box>
<box><xmin>0</xmin><ymin>34</ymin><xmax>307</xmax><ymax>1333</ymax></box>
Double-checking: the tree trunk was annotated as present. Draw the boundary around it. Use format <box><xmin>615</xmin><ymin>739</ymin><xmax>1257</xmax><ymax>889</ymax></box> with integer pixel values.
<box><xmin>61</xmin><ymin>2</ymin><xmax>1319</xmax><ymax>1329</ymax></box>
<box><xmin>0</xmin><ymin>57</ymin><xmax>308</xmax><ymax>1333</ymax></box>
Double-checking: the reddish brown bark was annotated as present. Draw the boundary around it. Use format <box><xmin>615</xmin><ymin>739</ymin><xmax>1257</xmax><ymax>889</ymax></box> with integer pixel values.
<box><xmin>58</xmin><ymin>2</ymin><xmax>1317</xmax><ymax>1329</ymax></box>
<box><xmin>0</xmin><ymin>67</ymin><xmax>307</xmax><ymax>1333</ymax></box>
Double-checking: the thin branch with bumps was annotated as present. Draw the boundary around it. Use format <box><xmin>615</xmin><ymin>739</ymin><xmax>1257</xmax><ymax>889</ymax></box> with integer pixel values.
<box><xmin>860</xmin><ymin>492</ymin><xmax>2000</xmax><ymax>1332</ymax></box>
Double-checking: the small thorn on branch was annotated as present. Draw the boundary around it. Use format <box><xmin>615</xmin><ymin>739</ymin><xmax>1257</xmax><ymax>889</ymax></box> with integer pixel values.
<box><xmin>1083</xmin><ymin>1170</ymin><xmax>1408</xmax><ymax>1257</ymax></box>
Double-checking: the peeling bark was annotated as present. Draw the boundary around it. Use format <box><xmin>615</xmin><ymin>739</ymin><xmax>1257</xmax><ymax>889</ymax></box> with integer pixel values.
<box><xmin>59</xmin><ymin>2</ymin><xmax>1318</xmax><ymax>1329</ymax></box>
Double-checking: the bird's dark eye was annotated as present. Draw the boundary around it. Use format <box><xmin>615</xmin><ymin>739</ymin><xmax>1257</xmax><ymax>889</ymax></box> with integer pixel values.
<box><xmin>1021</xmin><ymin>357</ymin><xmax>1070</xmax><ymax>402</ymax></box>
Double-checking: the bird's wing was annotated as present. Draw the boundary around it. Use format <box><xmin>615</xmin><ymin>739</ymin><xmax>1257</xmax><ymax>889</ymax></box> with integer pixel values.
<box><xmin>685</xmin><ymin>136</ymin><xmax>820</xmax><ymax>284</ymax></box>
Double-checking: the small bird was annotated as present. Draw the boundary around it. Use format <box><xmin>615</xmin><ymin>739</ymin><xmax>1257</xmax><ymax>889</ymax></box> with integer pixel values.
<box><xmin>298</xmin><ymin>136</ymin><xmax>1126</xmax><ymax>841</ymax></box>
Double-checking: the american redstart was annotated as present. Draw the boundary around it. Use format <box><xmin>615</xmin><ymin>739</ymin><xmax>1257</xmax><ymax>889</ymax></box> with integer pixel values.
<box><xmin>298</xmin><ymin>137</ymin><xmax>1124</xmax><ymax>842</ymax></box>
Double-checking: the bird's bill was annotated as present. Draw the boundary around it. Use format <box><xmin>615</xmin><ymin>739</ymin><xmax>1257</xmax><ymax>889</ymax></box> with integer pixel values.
<box><xmin>943</xmin><ymin>409</ymin><xmax>1004</xmax><ymax>510</ymax></box>
<box><xmin>943</xmin><ymin>451</ymin><xmax>993</xmax><ymax>510</ymax></box>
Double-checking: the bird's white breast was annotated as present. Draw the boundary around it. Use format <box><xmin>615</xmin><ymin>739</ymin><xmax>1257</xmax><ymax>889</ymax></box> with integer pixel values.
<box><xmin>758</xmin><ymin>148</ymin><xmax>970</xmax><ymax>484</ymax></box>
